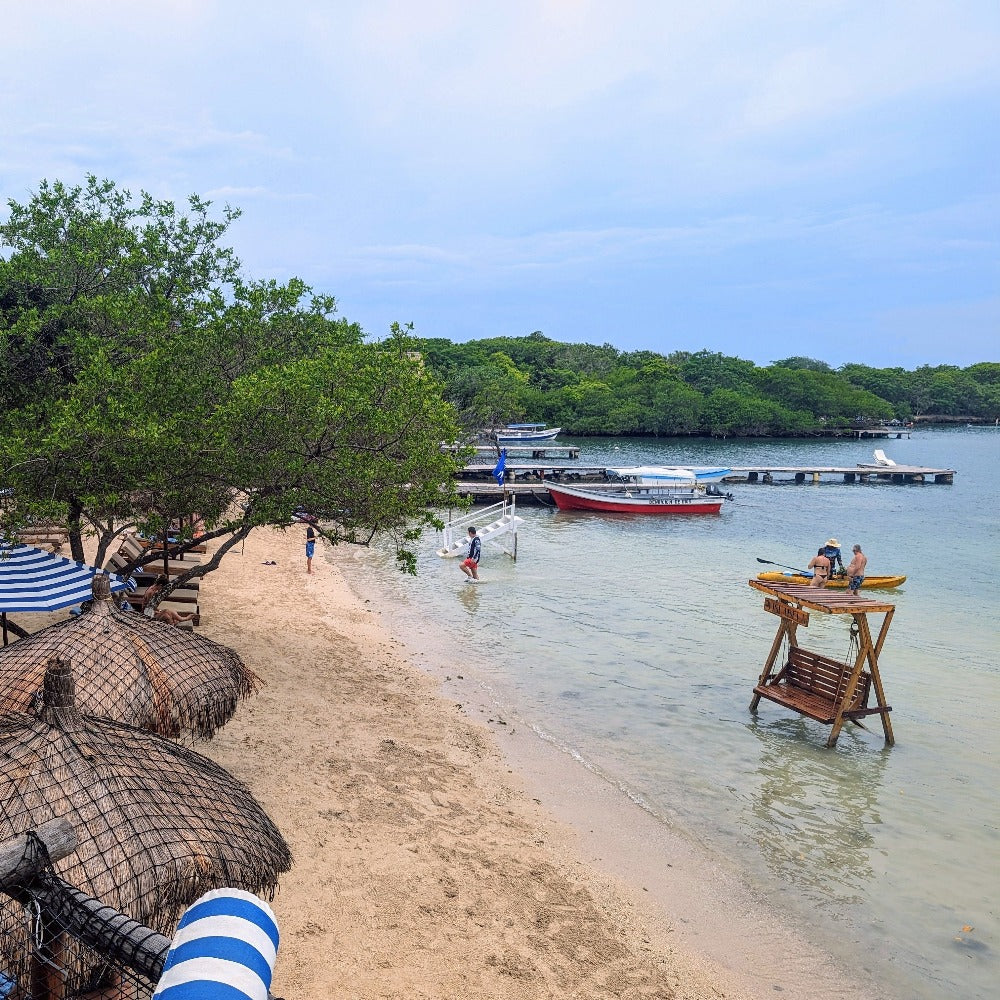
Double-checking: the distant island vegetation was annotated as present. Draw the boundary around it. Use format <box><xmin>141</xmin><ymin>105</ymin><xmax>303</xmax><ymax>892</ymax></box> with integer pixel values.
<box><xmin>415</xmin><ymin>332</ymin><xmax>1000</xmax><ymax>437</ymax></box>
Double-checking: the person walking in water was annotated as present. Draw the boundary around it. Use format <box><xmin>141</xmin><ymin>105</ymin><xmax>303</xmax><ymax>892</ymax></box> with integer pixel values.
<box><xmin>460</xmin><ymin>526</ymin><xmax>481</xmax><ymax>582</ymax></box>
<box><xmin>807</xmin><ymin>548</ymin><xmax>831</xmax><ymax>588</ymax></box>
<box><xmin>846</xmin><ymin>544</ymin><xmax>867</xmax><ymax>596</ymax></box>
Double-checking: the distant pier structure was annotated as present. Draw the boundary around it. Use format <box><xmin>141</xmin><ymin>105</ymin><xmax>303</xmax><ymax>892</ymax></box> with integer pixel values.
<box><xmin>849</xmin><ymin>425</ymin><xmax>913</xmax><ymax>439</ymax></box>
<box><xmin>735</xmin><ymin>464</ymin><xmax>954</xmax><ymax>485</ymax></box>
<box><xmin>449</xmin><ymin>443</ymin><xmax>581</xmax><ymax>460</ymax></box>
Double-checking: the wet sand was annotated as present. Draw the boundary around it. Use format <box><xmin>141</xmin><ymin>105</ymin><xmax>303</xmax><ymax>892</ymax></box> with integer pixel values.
<box><xmin>193</xmin><ymin>527</ymin><xmax>869</xmax><ymax>1000</ymax></box>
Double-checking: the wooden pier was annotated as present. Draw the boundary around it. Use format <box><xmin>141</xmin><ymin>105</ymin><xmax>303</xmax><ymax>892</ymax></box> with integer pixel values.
<box><xmin>456</xmin><ymin>461</ymin><xmax>956</xmax><ymax>496</ymax></box>
<box><xmin>850</xmin><ymin>426</ymin><xmax>913</xmax><ymax>439</ymax></box>
<box><xmin>733</xmin><ymin>464</ymin><xmax>954</xmax><ymax>484</ymax></box>
<box><xmin>452</xmin><ymin>443</ymin><xmax>581</xmax><ymax>459</ymax></box>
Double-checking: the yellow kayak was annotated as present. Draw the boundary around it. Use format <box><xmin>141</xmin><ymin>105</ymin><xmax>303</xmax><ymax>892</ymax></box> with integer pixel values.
<box><xmin>756</xmin><ymin>571</ymin><xmax>907</xmax><ymax>589</ymax></box>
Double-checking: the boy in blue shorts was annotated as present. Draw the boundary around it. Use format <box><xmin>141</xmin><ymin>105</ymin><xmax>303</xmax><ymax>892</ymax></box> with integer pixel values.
<box><xmin>306</xmin><ymin>522</ymin><xmax>316</xmax><ymax>574</ymax></box>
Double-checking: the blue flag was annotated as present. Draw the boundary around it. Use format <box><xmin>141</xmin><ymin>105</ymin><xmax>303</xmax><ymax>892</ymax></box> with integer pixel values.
<box><xmin>492</xmin><ymin>448</ymin><xmax>507</xmax><ymax>485</ymax></box>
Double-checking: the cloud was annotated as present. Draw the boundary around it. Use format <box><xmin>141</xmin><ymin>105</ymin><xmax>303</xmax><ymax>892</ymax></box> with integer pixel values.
<box><xmin>1</xmin><ymin>1</ymin><xmax>997</xmax><ymax>364</ymax></box>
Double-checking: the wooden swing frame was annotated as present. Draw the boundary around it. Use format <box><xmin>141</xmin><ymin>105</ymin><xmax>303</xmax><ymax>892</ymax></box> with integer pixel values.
<box><xmin>748</xmin><ymin>579</ymin><xmax>895</xmax><ymax>748</ymax></box>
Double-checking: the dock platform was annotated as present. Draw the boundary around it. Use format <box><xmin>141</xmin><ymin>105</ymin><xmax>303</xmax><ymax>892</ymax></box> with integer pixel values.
<box><xmin>448</xmin><ymin>444</ymin><xmax>581</xmax><ymax>459</ymax></box>
<box><xmin>732</xmin><ymin>464</ymin><xmax>954</xmax><ymax>484</ymax></box>
<box><xmin>850</xmin><ymin>426</ymin><xmax>913</xmax><ymax>439</ymax></box>
<box><xmin>453</xmin><ymin>460</ymin><xmax>955</xmax><ymax>502</ymax></box>
<box><xmin>459</xmin><ymin>463</ymin><xmax>955</xmax><ymax>485</ymax></box>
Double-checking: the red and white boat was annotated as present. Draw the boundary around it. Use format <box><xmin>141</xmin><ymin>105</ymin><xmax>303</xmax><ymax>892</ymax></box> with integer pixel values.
<box><xmin>544</xmin><ymin>480</ymin><xmax>724</xmax><ymax>515</ymax></box>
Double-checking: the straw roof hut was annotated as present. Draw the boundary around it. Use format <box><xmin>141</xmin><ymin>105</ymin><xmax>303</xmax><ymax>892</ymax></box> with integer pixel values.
<box><xmin>0</xmin><ymin>657</ymin><xmax>292</xmax><ymax>940</ymax></box>
<box><xmin>0</xmin><ymin>576</ymin><xmax>259</xmax><ymax>740</ymax></box>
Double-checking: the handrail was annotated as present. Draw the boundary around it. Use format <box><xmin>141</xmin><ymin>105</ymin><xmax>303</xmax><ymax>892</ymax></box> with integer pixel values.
<box><xmin>438</xmin><ymin>495</ymin><xmax>518</xmax><ymax>557</ymax></box>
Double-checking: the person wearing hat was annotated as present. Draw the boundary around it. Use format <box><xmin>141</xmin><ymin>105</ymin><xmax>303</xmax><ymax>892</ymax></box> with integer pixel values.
<box><xmin>822</xmin><ymin>537</ymin><xmax>845</xmax><ymax>576</ymax></box>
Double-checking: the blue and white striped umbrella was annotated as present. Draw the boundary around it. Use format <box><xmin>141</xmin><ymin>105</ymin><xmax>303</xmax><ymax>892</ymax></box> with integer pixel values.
<box><xmin>153</xmin><ymin>889</ymin><xmax>279</xmax><ymax>1000</ymax></box>
<box><xmin>0</xmin><ymin>544</ymin><xmax>133</xmax><ymax>613</ymax></box>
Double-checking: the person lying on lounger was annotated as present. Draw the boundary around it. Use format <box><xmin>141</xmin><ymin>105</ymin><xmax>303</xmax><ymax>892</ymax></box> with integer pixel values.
<box><xmin>144</xmin><ymin>575</ymin><xmax>199</xmax><ymax>626</ymax></box>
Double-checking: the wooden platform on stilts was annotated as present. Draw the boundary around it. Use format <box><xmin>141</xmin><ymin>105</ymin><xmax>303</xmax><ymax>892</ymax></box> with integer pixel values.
<box><xmin>748</xmin><ymin>579</ymin><xmax>895</xmax><ymax>748</ymax></box>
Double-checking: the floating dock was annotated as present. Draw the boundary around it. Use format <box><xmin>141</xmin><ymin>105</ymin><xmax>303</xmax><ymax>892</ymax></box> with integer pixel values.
<box><xmin>445</xmin><ymin>443</ymin><xmax>581</xmax><ymax>459</ymax></box>
<box><xmin>849</xmin><ymin>426</ymin><xmax>913</xmax><ymax>439</ymax></box>
<box><xmin>458</xmin><ymin>462</ymin><xmax>954</xmax><ymax>484</ymax></box>
<box><xmin>453</xmin><ymin>460</ymin><xmax>955</xmax><ymax>503</ymax></box>
<box><xmin>733</xmin><ymin>464</ymin><xmax>954</xmax><ymax>484</ymax></box>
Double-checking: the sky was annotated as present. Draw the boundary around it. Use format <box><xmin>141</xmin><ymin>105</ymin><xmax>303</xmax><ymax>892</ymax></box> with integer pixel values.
<box><xmin>1</xmin><ymin>1</ymin><xmax>998</xmax><ymax>368</ymax></box>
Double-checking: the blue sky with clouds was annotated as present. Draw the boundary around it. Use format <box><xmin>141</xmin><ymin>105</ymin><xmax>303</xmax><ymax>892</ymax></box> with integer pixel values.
<box><xmin>2</xmin><ymin>1</ymin><xmax>997</xmax><ymax>367</ymax></box>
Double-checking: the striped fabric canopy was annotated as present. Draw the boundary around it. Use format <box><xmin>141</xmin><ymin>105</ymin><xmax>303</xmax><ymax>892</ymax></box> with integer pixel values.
<box><xmin>153</xmin><ymin>889</ymin><xmax>279</xmax><ymax>1000</ymax></box>
<box><xmin>0</xmin><ymin>544</ymin><xmax>133</xmax><ymax>612</ymax></box>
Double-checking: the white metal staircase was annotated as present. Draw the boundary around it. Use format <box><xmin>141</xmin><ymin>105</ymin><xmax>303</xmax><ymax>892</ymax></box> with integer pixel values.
<box><xmin>437</xmin><ymin>496</ymin><xmax>523</xmax><ymax>559</ymax></box>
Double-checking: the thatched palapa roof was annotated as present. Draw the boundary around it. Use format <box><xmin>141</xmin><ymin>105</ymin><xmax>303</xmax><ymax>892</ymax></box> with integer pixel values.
<box><xmin>0</xmin><ymin>576</ymin><xmax>259</xmax><ymax>740</ymax></box>
<box><xmin>0</xmin><ymin>656</ymin><xmax>292</xmax><ymax>939</ymax></box>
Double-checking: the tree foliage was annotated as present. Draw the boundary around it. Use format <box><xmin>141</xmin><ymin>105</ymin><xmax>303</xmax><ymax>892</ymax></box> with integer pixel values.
<box><xmin>416</xmin><ymin>334</ymin><xmax>997</xmax><ymax>437</ymax></box>
<box><xmin>0</xmin><ymin>177</ymin><xmax>462</xmax><ymax>587</ymax></box>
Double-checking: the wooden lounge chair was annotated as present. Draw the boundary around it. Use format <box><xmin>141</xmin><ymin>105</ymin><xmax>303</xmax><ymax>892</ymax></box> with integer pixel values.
<box><xmin>128</xmin><ymin>585</ymin><xmax>200</xmax><ymax>608</ymax></box>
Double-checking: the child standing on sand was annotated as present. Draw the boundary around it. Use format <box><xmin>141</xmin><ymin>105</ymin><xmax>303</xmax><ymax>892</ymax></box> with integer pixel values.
<box><xmin>460</xmin><ymin>526</ymin><xmax>481</xmax><ymax>582</ymax></box>
<box><xmin>305</xmin><ymin>522</ymin><xmax>316</xmax><ymax>574</ymax></box>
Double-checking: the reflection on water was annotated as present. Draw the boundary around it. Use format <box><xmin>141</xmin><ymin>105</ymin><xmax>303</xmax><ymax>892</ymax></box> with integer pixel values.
<box><xmin>457</xmin><ymin>580</ymin><xmax>482</xmax><ymax>614</ymax></box>
<box><xmin>745</xmin><ymin>718</ymin><xmax>887</xmax><ymax>907</ymax></box>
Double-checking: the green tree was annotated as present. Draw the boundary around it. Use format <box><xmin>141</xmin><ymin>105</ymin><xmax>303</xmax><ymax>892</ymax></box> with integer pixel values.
<box><xmin>0</xmin><ymin>178</ymin><xmax>461</xmax><ymax>583</ymax></box>
<box><xmin>679</xmin><ymin>350</ymin><xmax>758</xmax><ymax>395</ymax></box>
<box><xmin>771</xmin><ymin>356</ymin><xmax>834</xmax><ymax>372</ymax></box>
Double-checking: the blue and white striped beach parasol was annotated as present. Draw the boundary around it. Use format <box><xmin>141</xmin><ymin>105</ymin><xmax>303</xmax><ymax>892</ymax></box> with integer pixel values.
<box><xmin>153</xmin><ymin>889</ymin><xmax>279</xmax><ymax>1000</ymax></box>
<box><xmin>0</xmin><ymin>543</ymin><xmax>134</xmax><ymax>644</ymax></box>
<box><xmin>0</xmin><ymin>544</ymin><xmax>133</xmax><ymax>613</ymax></box>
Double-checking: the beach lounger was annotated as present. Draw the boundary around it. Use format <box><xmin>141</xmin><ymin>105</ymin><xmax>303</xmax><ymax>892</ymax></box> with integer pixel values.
<box><xmin>135</xmin><ymin>534</ymin><xmax>209</xmax><ymax>556</ymax></box>
<box><xmin>128</xmin><ymin>585</ymin><xmax>199</xmax><ymax>607</ymax></box>
<box><xmin>113</xmin><ymin>537</ymin><xmax>203</xmax><ymax>576</ymax></box>
<box><xmin>119</xmin><ymin>533</ymin><xmax>205</xmax><ymax>562</ymax></box>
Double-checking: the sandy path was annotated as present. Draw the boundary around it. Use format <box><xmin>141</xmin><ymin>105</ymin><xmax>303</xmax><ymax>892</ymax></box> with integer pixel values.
<box><xmin>195</xmin><ymin>528</ymin><xmax>771</xmax><ymax>999</ymax></box>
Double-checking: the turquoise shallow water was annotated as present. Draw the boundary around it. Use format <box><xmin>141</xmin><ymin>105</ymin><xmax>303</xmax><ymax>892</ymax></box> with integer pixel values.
<box><xmin>342</xmin><ymin>428</ymin><xmax>999</xmax><ymax>999</ymax></box>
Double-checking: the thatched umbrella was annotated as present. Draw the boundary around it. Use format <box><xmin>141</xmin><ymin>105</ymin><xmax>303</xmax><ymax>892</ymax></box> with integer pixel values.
<box><xmin>0</xmin><ymin>575</ymin><xmax>259</xmax><ymax>740</ymax></box>
<box><xmin>0</xmin><ymin>656</ymin><xmax>292</xmax><ymax>939</ymax></box>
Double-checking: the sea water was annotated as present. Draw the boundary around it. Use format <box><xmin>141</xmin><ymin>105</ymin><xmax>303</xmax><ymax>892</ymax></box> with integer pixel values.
<box><xmin>340</xmin><ymin>428</ymin><xmax>999</xmax><ymax>999</ymax></box>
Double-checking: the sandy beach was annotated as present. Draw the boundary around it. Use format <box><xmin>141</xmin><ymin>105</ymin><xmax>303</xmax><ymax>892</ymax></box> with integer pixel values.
<box><xmin>192</xmin><ymin>527</ymin><xmax>863</xmax><ymax>1000</ymax></box>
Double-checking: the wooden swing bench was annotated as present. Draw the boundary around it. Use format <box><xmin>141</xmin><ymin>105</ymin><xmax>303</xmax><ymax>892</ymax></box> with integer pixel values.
<box><xmin>748</xmin><ymin>579</ymin><xmax>896</xmax><ymax>747</ymax></box>
<box><xmin>753</xmin><ymin>646</ymin><xmax>887</xmax><ymax>725</ymax></box>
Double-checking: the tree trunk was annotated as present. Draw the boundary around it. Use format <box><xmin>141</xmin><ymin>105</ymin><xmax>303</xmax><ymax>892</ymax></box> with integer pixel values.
<box><xmin>67</xmin><ymin>499</ymin><xmax>85</xmax><ymax>563</ymax></box>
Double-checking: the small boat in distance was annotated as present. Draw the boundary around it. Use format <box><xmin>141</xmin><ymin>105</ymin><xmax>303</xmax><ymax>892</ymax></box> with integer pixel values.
<box><xmin>606</xmin><ymin>465</ymin><xmax>732</xmax><ymax>485</ymax></box>
<box><xmin>755</xmin><ymin>571</ymin><xmax>907</xmax><ymax>589</ymax></box>
<box><xmin>496</xmin><ymin>423</ymin><xmax>562</xmax><ymax>442</ymax></box>
<box><xmin>545</xmin><ymin>480</ymin><xmax>724</xmax><ymax>515</ymax></box>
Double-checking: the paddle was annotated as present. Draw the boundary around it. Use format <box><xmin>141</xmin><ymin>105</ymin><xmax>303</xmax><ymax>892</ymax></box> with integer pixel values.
<box><xmin>756</xmin><ymin>557</ymin><xmax>814</xmax><ymax>577</ymax></box>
